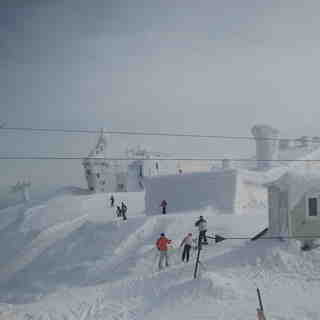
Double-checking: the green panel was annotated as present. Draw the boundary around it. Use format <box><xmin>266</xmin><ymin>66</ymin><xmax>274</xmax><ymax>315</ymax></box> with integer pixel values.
<box><xmin>292</xmin><ymin>195</ymin><xmax>320</xmax><ymax>237</ymax></box>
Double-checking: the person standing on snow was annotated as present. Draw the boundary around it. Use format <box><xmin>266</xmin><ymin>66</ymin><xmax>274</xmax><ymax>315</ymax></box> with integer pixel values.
<box><xmin>180</xmin><ymin>233</ymin><xmax>193</xmax><ymax>262</ymax></box>
<box><xmin>195</xmin><ymin>216</ymin><xmax>208</xmax><ymax>245</ymax></box>
<box><xmin>116</xmin><ymin>205</ymin><xmax>122</xmax><ymax>218</ymax></box>
<box><xmin>156</xmin><ymin>233</ymin><xmax>171</xmax><ymax>270</ymax></box>
<box><xmin>110</xmin><ymin>195</ymin><xmax>115</xmax><ymax>207</ymax></box>
<box><xmin>160</xmin><ymin>200</ymin><xmax>167</xmax><ymax>214</ymax></box>
<box><xmin>121</xmin><ymin>202</ymin><xmax>127</xmax><ymax>220</ymax></box>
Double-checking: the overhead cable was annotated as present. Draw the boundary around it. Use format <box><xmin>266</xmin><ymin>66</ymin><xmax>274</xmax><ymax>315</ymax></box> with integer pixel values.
<box><xmin>0</xmin><ymin>126</ymin><xmax>318</xmax><ymax>143</ymax></box>
<box><xmin>0</xmin><ymin>156</ymin><xmax>320</xmax><ymax>161</ymax></box>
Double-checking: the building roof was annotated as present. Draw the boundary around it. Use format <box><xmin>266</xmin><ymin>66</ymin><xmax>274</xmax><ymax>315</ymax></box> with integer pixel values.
<box><xmin>270</xmin><ymin>168</ymin><xmax>320</xmax><ymax>210</ymax></box>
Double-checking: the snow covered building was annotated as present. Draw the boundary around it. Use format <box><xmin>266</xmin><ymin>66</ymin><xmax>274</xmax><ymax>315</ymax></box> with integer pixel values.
<box><xmin>268</xmin><ymin>169</ymin><xmax>320</xmax><ymax>248</ymax></box>
<box><xmin>144</xmin><ymin>124</ymin><xmax>320</xmax><ymax>215</ymax></box>
<box><xmin>126</xmin><ymin>146</ymin><xmax>179</xmax><ymax>191</ymax></box>
<box><xmin>82</xmin><ymin>130</ymin><xmax>116</xmax><ymax>192</ymax></box>
<box><xmin>144</xmin><ymin>168</ymin><xmax>268</xmax><ymax>215</ymax></box>
<box><xmin>126</xmin><ymin>146</ymin><xmax>159</xmax><ymax>192</ymax></box>
<box><xmin>82</xmin><ymin>138</ymin><xmax>177</xmax><ymax>193</ymax></box>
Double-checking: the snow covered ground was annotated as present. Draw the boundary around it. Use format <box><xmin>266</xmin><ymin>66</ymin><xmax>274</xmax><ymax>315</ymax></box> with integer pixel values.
<box><xmin>0</xmin><ymin>189</ymin><xmax>320</xmax><ymax>319</ymax></box>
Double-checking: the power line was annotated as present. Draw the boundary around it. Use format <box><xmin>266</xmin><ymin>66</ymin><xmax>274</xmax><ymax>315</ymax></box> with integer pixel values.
<box><xmin>0</xmin><ymin>126</ymin><xmax>319</xmax><ymax>143</ymax></box>
<box><xmin>0</xmin><ymin>156</ymin><xmax>320</xmax><ymax>161</ymax></box>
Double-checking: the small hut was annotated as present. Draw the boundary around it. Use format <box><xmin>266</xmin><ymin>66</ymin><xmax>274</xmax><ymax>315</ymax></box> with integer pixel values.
<box><xmin>268</xmin><ymin>169</ymin><xmax>320</xmax><ymax>249</ymax></box>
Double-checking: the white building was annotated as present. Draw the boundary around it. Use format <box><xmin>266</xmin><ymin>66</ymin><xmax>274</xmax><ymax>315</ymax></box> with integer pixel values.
<box><xmin>268</xmin><ymin>169</ymin><xmax>320</xmax><ymax>249</ymax></box>
<box><xmin>144</xmin><ymin>167</ymin><xmax>270</xmax><ymax>215</ymax></box>
<box><xmin>82</xmin><ymin>138</ymin><xmax>171</xmax><ymax>193</ymax></box>
<box><xmin>126</xmin><ymin>146</ymin><xmax>168</xmax><ymax>192</ymax></box>
<box><xmin>82</xmin><ymin>130</ymin><xmax>116</xmax><ymax>192</ymax></box>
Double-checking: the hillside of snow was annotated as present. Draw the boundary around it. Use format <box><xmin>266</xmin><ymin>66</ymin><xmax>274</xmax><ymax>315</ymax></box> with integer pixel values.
<box><xmin>0</xmin><ymin>188</ymin><xmax>320</xmax><ymax>319</ymax></box>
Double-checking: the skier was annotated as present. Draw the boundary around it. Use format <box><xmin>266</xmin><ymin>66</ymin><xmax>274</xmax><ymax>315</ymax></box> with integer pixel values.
<box><xmin>160</xmin><ymin>200</ymin><xmax>167</xmax><ymax>215</ymax></box>
<box><xmin>121</xmin><ymin>202</ymin><xmax>127</xmax><ymax>220</ymax></box>
<box><xmin>195</xmin><ymin>216</ymin><xmax>208</xmax><ymax>245</ymax></box>
<box><xmin>116</xmin><ymin>206</ymin><xmax>122</xmax><ymax>218</ymax></box>
<box><xmin>156</xmin><ymin>233</ymin><xmax>171</xmax><ymax>270</ymax></box>
<box><xmin>110</xmin><ymin>195</ymin><xmax>115</xmax><ymax>207</ymax></box>
<box><xmin>180</xmin><ymin>233</ymin><xmax>193</xmax><ymax>263</ymax></box>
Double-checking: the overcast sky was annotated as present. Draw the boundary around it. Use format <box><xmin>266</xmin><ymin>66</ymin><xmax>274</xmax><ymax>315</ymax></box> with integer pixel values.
<box><xmin>1</xmin><ymin>0</ymin><xmax>320</xmax><ymax>195</ymax></box>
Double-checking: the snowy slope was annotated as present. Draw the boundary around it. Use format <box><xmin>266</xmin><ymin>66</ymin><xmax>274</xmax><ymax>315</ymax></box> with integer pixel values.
<box><xmin>0</xmin><ymin>189</ymin><xmax>320</xmax><ymax>319</ymax></box>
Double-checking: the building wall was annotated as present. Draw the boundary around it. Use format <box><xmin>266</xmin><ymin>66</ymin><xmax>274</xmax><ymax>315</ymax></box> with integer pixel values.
<box><xmin>268</xmin><ymin>186</ymin><xmax>281</xmax><ymax>236</ymax></box>
<box><xmin>84</xmin><ymin>160</ymin><xmax>116</xmax><ymax>193</ymax></box>
<box><xmin>115</xmin><ymin>172</ymin><xmax>128</xmax><ymax>192</ymax></box>
<box><xmin>235</xmin><ymin>177</ymin><xmax>267</xmax><ymax>214</ymax></box>
<box><xmin>291</xmin><ymin>193</ymin><xmax>320</xmax><ymax>237</ymax></box>
<box><xmin>144</xmin><ymin>170</ymin><xmax>238</xmax><ymax>215</ymax></box>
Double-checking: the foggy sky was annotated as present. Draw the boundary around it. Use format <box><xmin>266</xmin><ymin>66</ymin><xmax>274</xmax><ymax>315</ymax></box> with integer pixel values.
<box><xmin>1</xmin><ymin>0</ymin><xmax>320</xmax><ymax>195</ymax></box>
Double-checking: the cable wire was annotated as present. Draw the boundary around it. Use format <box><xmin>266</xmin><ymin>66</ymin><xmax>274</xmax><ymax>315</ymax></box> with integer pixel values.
<box><xmin>0</xmin><ymin>156</ymin><xmax>320</xmax><ymax>161</ymax></box>
<box><xmin>1</xmin><ymin>126</ymin><xmax>319</xmax><ymax>143</ymax></box>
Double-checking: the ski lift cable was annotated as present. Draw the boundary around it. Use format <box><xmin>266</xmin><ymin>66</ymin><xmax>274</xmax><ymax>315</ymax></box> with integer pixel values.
<box><xmin>1</xmin><ymin>126</ymin><xmax>319</xmax><ymax>143</ymax></box>
<box><xmin>1</xmin><ymin>156</ymin><xmax>320</xmax><ymax>162</ymax></box>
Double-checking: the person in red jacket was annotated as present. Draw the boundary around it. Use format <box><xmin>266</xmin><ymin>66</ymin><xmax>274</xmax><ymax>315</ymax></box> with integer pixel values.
<box><xmin>156</xmin><ymin>233</ymin><xmax>171</xmax><ymax>270</ymax></box>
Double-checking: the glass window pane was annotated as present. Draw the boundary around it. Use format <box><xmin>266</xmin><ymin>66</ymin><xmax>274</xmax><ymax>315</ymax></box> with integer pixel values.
<box><xmin>308</xmin><ymin>198</ymin><xmax>318</xmax><ymax>216</ymax></box>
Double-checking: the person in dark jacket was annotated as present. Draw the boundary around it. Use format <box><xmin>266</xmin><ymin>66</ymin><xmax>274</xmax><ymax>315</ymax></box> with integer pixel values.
<box><xmin>121</xmin><ymin>202</ymin><xmax>127</xmax><ymax>220</ymax></box>
<box><xmin>116</xmin><ymin>206</ymin><xmax>122</xmax><ymax>217</ymax></box>
<box><xmin>180</xmin><ymin>233</ymin><xmax>193</xmax><ymax>262</ymax></box>
<box><xmin>110</xmin><ymin>195</ymin><xmax>115</xmax><ymax>207</ymax></box>
<box><xmin>160</xmin><ymin>200</ymin><xmax>167</xmax><ymax>214</ymax></box>
<box><xmin>195</xmin><ymin>216</ymin><xmax>208</xmax><ymax>244</ymax></box>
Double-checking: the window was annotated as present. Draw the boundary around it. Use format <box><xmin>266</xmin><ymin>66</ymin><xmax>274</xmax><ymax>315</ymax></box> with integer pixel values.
<box><xmin>96</xmin><ymin>173</ymin><xmax>100</xmax><ymax>178</ymax></box>
<box><xmin>86</xmin><ymin>169</ymin><xmax>91</xmax><ymax>175</ymax></box>
<box><xmin>308</xmin><ymin>198</ymin><xmax>318</xmax><ymax>217</ymax></box>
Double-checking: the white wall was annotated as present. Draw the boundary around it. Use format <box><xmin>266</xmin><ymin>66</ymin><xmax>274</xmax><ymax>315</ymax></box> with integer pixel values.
<box><xmin>234</xmin><ymin>175</ymin><xmax>268</xmax><ymax>214</ymax></box>
<box><xmin>144</xmin><ymin>170</ymin><xmax>238</xmax><ymax>215</ymax></box>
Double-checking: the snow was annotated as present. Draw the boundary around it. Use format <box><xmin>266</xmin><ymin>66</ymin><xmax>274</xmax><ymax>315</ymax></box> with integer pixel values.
<box><xmin>0</xmin><ymin>186</ymin><xmax>320</xmax><ymax>319</ymax></box>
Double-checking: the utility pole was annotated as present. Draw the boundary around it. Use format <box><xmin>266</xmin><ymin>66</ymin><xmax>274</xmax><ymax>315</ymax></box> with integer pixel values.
<box><xmin>256</xmin><ymin>288</ymin><xmax>266</xmax><ymax>320</ymax></box>
<box><xmin>193</xmin><ymin>233</ymin><xmax>226</xmax><ymax>279</ymax></box>
<box><xmin>193</xmin><ymin>234</ymin><xmax>202</xmax><ymax>279</ymax></box>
